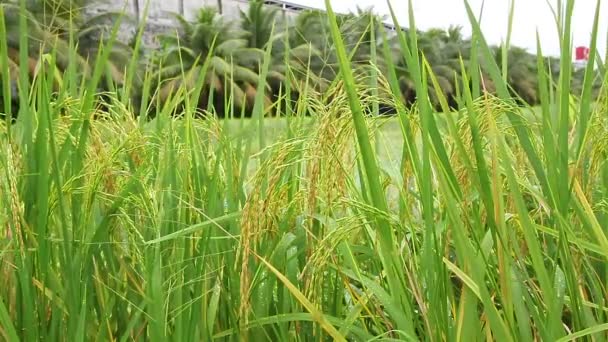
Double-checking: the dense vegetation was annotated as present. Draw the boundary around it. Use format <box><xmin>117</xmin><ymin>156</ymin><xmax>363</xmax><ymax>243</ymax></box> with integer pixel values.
<box><xmin>1</xmin><ymin>0</ymin><xmax>608</xmax><ymax>341</ymax></box>
<box><xmin>0</xmin><ymin>0</ymin><xmax>603</xmax><ymax>118</ymax></box>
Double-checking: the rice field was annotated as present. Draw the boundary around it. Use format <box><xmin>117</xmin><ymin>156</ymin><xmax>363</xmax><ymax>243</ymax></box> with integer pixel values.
<box><xmin>1</xmin><ymin>0</ymin><xmax>608</xmax><ymax>341</ymax></box>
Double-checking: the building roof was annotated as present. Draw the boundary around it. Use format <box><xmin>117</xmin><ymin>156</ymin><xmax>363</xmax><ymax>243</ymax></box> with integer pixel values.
<box><xmin>254</xmin><ymin>0</ymin><xmax>404</xmax><ymax>31</ymax></box>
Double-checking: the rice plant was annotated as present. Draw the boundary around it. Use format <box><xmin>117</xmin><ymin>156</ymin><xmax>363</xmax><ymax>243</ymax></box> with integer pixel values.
<box><xmin>1</xmin><ymin>0</ymin><xmax>607</xmax><ymax>341</ymax></box>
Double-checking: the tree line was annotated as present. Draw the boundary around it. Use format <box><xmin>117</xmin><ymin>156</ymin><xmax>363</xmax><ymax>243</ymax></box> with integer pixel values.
<box><xmin>0</xmin><ymin>0</ymin><xmax>603</xmax><ymax>118</ymax></box>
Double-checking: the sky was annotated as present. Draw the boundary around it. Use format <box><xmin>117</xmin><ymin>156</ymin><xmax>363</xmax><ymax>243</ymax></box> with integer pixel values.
<box><xmin>290</xmin><ymin>0</ymin><xmax>608</xmax><ymax>58</ymax></box>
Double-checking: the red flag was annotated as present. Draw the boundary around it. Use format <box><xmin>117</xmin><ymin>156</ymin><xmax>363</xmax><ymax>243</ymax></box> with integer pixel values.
<box><xmin>575</xmin><ymin>46</ymin><xmax>590</xmax><ymax>61</ymax></box>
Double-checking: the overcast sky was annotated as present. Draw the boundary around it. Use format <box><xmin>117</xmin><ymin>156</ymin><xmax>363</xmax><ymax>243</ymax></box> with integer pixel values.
<box><xmin>290</xmin><ymin>0</ymin><xmax>607</xmax><ymax>58</ymax></box>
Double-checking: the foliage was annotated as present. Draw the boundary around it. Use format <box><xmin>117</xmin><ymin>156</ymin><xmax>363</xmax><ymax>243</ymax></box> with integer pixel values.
<box><xmin>155</xmin><ymin>6</ymin><xmax>265</xmax><ymax>116</ymax></box>
<box><xmin>0</xmin><ymin>0</ymin><xmax>134</xmax><ymax>82</ymax></box>
<box><xmin>1</xmin><ymin>1</ymin><xmax>608</xmax><ymax>341</ymax></box>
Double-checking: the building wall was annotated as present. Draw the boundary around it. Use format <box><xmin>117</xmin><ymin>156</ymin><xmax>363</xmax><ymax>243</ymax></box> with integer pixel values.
<box><xmin>85</xmin><ymin>0</ymin><xmax>316</xmax><ymax>47</ymax></box>
<box><xmin>153</xmin><ymin>0</ymin><xmax>252</xmax><ymax>46</ymax></box>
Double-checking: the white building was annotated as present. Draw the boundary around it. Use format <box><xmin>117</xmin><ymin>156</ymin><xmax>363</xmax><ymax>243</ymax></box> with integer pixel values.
<box><xmin>87</xmin><ymin>0</ymin><xmax>317</xmax><ymax>46</ymax></box>
<box><xmin>86</xmin><ymin>0</ymin><xmax>399</xmax><ymax>47</ymax></box>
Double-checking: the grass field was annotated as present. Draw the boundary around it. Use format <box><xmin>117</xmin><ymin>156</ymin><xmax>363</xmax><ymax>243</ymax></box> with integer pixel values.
<box><xmin>1</xmin><ymin>0</ymin><xmax>608</xmax><ymax>341</ymax></box>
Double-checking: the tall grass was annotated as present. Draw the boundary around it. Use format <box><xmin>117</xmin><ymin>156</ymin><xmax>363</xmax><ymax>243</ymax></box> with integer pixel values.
<box><xmin>1</xmin><ymin>0</ymin><xmax>608</xmax><ymax>341</ymax></box>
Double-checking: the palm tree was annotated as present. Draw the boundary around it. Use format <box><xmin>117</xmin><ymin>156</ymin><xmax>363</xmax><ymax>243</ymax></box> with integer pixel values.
<box><xmin>288</xmin><ymin>8</ymin><xmax>387</xmax><ymax>92</ymax></box>
<box><xmin>240</xmin><ymin>0</ymin><xmax>278</xmax><ymax>51</ymax></box>
<box><xmin>335</xmin><ymin>8</ymin><xmax>377</xmax><ymax>62</ymax></box>
<box><xmin>416</xmin><ymin>27</ymin><xmax>469</xmax><ymax>108</ymax></box>
<box><xmin>495</xmin><ymin>45</ymin><xmax>539</xmax><ymax>104</ymax></box>
<box><xmin>0</xmin><ymin>0</ymin><xmax>135</xmax><ymax>88</ymax></box>
<box><xmin>239</xmin><ymin>0</ymin><xmax>286</xmax><ymax>95</ymax></box>
<box><xmin>155</xmin><ymin>6</ymin><xmax>264</xmax><ymax>116</ymax></box>
<box><xmin>240</xmin><ymin>0</ymin><xmax>333</xmax><ymax>109</ymax></box>
<box><xmin>288</xmin><ymin>9</ymin><xmax>336</xmax><ymax>90</ymax></box>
